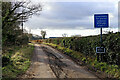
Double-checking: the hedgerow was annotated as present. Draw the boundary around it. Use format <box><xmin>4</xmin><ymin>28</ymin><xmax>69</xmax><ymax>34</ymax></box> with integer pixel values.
<box><xmin>44</xmin><ymin>43</ymin><xmax>120</xmax><ymax>79</ymax></box>
<box><xmin>36</xmin><ymin>32</ymin><xmax>120</xmax><ymax>79</ymax></box>
<box><xmin>44</xmin><ymin>32</ymin><xmax>120</xmax><ymax>65</ymax></box>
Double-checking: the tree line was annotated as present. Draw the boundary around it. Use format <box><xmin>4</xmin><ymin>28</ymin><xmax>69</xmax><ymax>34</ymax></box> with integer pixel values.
<box><xmin>2</xmin><ymin>1</ymin><xmax>42</xmax><ymax>51</ymax></box>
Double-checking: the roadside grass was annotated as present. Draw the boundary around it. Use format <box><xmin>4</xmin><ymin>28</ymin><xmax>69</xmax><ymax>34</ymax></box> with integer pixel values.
<box><xmin>28</xmin><ymin>43</ymin><xmax>34</xmax><ymax>46</ymax></box>
<box><xmin>44</xmin><ymin>43</ymin><xmax>120</xmax><ymax>79</ymax></box>
<box><xmin>2</xmin><ymin>44</ymin><xmax>34</xmax><ymax>79</ymax></box>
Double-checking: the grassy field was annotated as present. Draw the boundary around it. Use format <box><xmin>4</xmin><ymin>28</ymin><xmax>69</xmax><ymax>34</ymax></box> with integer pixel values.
<box><xmin>2</xmin><ymin>44</ymin><xmax>34</xmax><ymax>79</ymax></box>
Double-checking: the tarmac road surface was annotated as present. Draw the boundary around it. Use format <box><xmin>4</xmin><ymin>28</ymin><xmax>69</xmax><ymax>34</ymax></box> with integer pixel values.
<box><xmin>21</xmin><ymin>44</ymin><xmax>100</xmax><ymax>79</ymax></box>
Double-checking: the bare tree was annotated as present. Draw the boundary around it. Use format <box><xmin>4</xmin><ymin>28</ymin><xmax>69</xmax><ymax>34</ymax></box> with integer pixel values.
<box><xmin>2</xmin><ymin>1</ymin><xmax>42</xmax><ymax>29</ymax></box>
<box><xmin>41</xmin><ymin>30</ymin><xmax>46</xmax><ymax>39</ymax></box>
<box><xmin>2</xmin><ymin>1</ymin><xmax>42</xmax><ymax>46</ymax></box>
<box><xmin>62</xmin><ymin>33</ymin><xmax>68</xmax><ymax>37</ymax></box>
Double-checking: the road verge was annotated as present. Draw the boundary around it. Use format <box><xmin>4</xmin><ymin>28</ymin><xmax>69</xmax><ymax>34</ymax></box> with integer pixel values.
<box><xmin>2</xmin><ymin>44</ymin><xmax>34</xmax><ymax>79</ymax></box>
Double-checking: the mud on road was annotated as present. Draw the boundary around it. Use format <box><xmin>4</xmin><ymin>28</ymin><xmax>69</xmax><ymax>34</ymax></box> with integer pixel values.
<box><xmin>21</xmin><ymin>44</ymin><xmax>100</xmax><ymax>79</ymax></box>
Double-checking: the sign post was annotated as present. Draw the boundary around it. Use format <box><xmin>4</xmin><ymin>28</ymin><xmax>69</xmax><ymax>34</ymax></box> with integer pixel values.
<box><xmin>94</xmin><ymin>14</ymin><xmax>109</xmax><ymax>61</ymax></box>
<box><xmin>100</xmin><ymin>28</ymin><xmax>102</xmax><ymax>45</ymax></box>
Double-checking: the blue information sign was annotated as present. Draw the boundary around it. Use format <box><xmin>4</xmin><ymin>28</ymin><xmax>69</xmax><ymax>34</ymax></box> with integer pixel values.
<box><xmin>96</xmin><ymin>47</ymin><xmax>106</xmax><ymax>53</ymax></box>
<box><xmin>94</xmin><ymin>14</ymin><xmax>109</xmax><ymax>28</ymax></box>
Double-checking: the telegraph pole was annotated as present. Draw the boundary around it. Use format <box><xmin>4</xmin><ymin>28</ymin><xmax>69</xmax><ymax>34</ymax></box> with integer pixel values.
<box><xmin>29</xmin><ymin>29</ymin><xmax>31</xmax><ymax>41</ymax></box>
<box><xmin>21</xmin><ymin>16</ymin><xmax>23</xmax><ymax>32</ymax></box>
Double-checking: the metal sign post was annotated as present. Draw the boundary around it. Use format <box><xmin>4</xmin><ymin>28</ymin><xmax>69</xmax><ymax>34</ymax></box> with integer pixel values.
<box><xmin>94</xmin><ymin>14</ymin><xmax>109</xmax><ymax>61</ymax></box>
<box><xmin>100</xmin><ymin>28</ymin><xmax>102</xmax><ymax>45</ymax></box>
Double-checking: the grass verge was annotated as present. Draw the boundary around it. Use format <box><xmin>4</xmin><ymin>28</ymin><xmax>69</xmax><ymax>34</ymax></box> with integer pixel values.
<box><xmin>2</xmin><ymin>44</ymin><xmax>34</xmax><ymax>79</ymax></box>
<box><xmin>44</xmin><ymin>43</ymin><xmax>120</xmax><ymax>79</ymax></box>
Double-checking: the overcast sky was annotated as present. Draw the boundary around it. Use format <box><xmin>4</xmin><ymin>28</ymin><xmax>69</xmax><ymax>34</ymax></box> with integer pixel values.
<box><xmin>24</xmin><ymin>0</ymin><xmax>119</xmax><ymax>38</ymax></box>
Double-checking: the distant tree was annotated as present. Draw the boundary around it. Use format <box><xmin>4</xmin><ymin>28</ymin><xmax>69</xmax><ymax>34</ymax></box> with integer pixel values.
<box><xmin>62</xmin><ymin>33</ymin><xmax>68</xmax><ymax>37</ymax></box>
<box><xmin>41</xmin><ymin>30</ymin><xmax>46</xmax><ymax>39</ymax></box>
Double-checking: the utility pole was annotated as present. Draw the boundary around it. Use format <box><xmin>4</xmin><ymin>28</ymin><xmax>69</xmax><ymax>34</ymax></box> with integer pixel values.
<box><xmin>21</xmin><ymin>15</ymin><xmax>23</xmax><ymax>32</ymax></box>
<box><xmin>29</xmin><ymin>29</ymin><xmax>31</xmax><ymax>41</ymax></box>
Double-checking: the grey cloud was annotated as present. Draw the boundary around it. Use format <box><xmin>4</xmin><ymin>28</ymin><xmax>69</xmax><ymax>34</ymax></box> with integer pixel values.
<box><xmin>41</xmin><ymin>2</ymin><xmax>115</xmax><ymax>20</ymax></box>
<box><xmin>25</xmin><ymin>2</ymin><xmax>117</xmax><ymax>30</ymax></box>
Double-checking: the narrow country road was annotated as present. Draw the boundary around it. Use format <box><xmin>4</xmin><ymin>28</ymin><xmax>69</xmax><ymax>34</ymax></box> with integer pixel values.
<box><xmin>21</xmin><ymin>44</ymin><xmax>100</xmax><ymax>79</ymax></box>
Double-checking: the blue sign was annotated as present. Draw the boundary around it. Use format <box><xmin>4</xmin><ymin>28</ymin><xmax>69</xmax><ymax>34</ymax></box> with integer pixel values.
<box><xmin>94</xmin><ymin>14</ymin><xmax>109</xmax><ymax>28</ymax></box>
<box><xmin>96</xmin><ymin>47</ymin><xmax>106</xmax><ymax>53</ymax></box>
